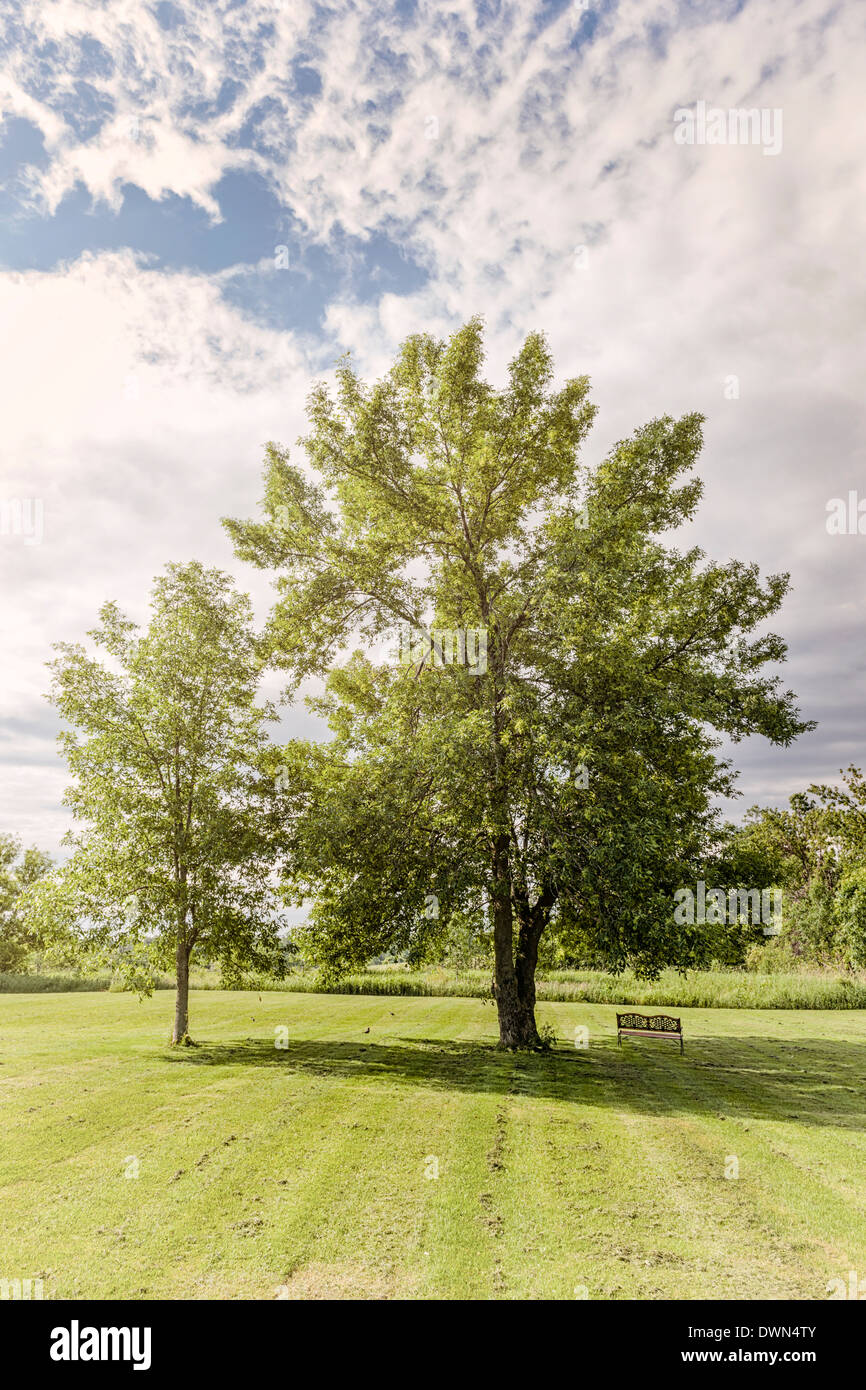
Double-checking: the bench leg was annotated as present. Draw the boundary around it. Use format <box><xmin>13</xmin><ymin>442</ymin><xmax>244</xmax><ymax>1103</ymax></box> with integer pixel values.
<box><xmin>617</xmin><ymin>1032</ymin><xmax>622</xmax><ymax>1047</ymax></box>
<box><xmin>680</xmin><ymin>1036</ymin><xmax>684</xmax><ymax>1055</ymax></box>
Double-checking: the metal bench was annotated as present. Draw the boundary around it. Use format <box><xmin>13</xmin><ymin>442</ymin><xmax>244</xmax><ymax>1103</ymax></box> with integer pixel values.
<box><xmin>617</xmin><ymin>1011</ymin><xmax>684</xmax><ymax>1054</ymax></box>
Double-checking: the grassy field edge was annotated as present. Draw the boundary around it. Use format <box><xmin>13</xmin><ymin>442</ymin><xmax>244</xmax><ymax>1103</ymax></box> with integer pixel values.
<box><xmin>4</xmin><ymin>965</ymin><xmax>866</xmax><ymax>1010</ymax></box>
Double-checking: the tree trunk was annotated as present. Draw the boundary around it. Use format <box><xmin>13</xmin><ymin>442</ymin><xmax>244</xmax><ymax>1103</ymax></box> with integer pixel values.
<box><xmin>171</xmin><ymin>941</ymin><xmax>192</xmax><ymax>1044</ymax></box>
<box><xmin>487</xmin><ymin>631</ymin><xmax>542</xmax><ymax>1048</ymax></box>
<box><xmin>515</xmin><ymin>914</ymin><xmax>543</xmax><ymax>1030</ymax></box>
<box><xmin>494</xmin><ymin>965</ymin><xmax>540</xmax><ymax>1049</ymax></box>
<box><xmin>491</xmin><ymin>833</ymin><xmax>540</xmax><ymax>1048</ymax></box>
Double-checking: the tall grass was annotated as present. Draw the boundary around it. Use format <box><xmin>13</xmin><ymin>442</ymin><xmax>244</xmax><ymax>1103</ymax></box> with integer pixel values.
<box><xmin>0</xmin><ymin>968</ymin><xmax>217</xmax><ymax>994</ymax></box>
<box><xmin>6</xmin><ymin>964</ymin><xmax>864</xmax><ymax>1008</ymax></box>
<box><xmin>0</xmin><ymin>972</ymin><xmax>115</xmax><ymax>993</ymax></box>
<box><xmin>264</xmin><ymin>966</ymin><xmax>866</xmax><ymax>1009</ymax></box>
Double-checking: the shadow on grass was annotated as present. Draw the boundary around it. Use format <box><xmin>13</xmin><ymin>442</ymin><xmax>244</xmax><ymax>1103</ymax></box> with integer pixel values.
<box><xmin>162</xmin><ymin>1031</ymin><xmax>866</xmax><ymax>1131</ymax></box>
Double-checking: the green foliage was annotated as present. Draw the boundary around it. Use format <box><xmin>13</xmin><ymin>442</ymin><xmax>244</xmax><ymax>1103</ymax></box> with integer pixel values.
<box><xmin>722</xmin><ymin>796</ymin><xmax>838</xmax><ymax>895</ymax></box>
<box><xmin>24</xmin><ymin>562</ymin><xmax>289</xmax><ymax>1031</ymax></box>
<box><xmin>0</xmin><ymin>835</ymin><xmax>53</xmax><ymax>971</ymax></box>
<box><xmin>834</xmin><ymin>866</ymin><xmax>866</xmax><ymax>968</ymax></box>
<box><xmin>725</xmin><ymin>769</ymin><xmax>866</xmax><ymax>969</ymax></box>
<box><xmin>227</xmin><ymin>320</ymin><xmax>810</xmax><ymax>1040</ymax></box>
<box><xmin>810</xmin><ymin>765</ymin><xmax>866</xmax><ymax>861</ymax></box>
<box><xmin>446</xmin><ymin>910</ymin><xmax>494</xmax><ymax>973</ymax></box>
<box><xmin>780</xmin><ymin>879</ymin><xmax>839</xmax><ymax>964</ymax></box>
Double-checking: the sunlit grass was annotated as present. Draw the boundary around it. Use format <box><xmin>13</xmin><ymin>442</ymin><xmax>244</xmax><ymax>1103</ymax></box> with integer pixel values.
<box><xmin>1</xmin><ymin>990</ymin><xmax>865</xmax><ymax>1299</ymax></box>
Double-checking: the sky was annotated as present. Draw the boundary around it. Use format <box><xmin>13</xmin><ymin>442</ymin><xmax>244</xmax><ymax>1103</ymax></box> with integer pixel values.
<box><xmin>0</xmin><ymin>0</ymin><xmax>864</xmax><ymax>858</ymax></box>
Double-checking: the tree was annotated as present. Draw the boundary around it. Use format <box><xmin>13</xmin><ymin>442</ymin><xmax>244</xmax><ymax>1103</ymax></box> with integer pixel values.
<box><xmin>717</xmin><ymin>795</ymin><xmax>841</xmax><ymax>962</ymax></box>
<box><xmin>809</xmin><ymin>765</ymin><xmax>866</xmax><ymax>862</ymax></box>
<box><xmin>834</xmin><ymin>867</ymin><xmax>866</xmax><ymax>968</ymax></box>
<box><xmin>0</xmin><ymin>836</ymin><xmax>52</xmax><ymax>972</ymax></box>
<box><xmin>26</xmin><ymin>562</ymin><xmax>287</xmax><ymax>1043</ymax></box>
<box><xmin>725</xmin><ymin>795</ymin><xmax>837</xmax><ymax>893</ymax></box>
<box><xmin>718</xmin><ymin>772</ymin><xmax>866</xmax><ymax>967</ymax></box>
<box><xmin>799</xmin><ymin>766</ymin><xmax>866</xmax><ymax>965</ymax></box>
<box><xmin>227</xmin><ymin>319</ymin><xmax>811</xmax><ymax>1048</ymax></box>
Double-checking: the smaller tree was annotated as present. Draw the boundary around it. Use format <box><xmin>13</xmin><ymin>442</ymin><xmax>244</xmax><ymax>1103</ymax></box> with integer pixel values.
<box><xmin>717</xmin><ymin>797</ymin><xmax>839</xmax><ymax>962</ymax></box>
<box><xmin>809</xmin><ymin>766</ymin><xmax>866</xmax><ymax>862</ymax></box>
<box><xmin>834</xmin><ymin>867</ymin><xmax>866</xmax><ymax>969</ymax></box>
<box><xmin>0</xmin><ymin>836</ymin><xmax>52</xmax><ymax>972</ymax></box>
<box><xmin>724</xmin><ymin>772</ymin><xmax>866</xmax><ymax>966</ymax></box>
<box><xmin>809</xmin><ymin>767</ymin><xmax>866</xmax><ymax>967</ymax></box>
<box><xmin>26</xmin><ymin>562</ymin><xmax>287</xmax><ymax>1043</ymax></box>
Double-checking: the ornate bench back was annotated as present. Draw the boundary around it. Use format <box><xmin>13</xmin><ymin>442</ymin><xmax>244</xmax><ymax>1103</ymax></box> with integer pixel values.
<box><xmin>617</xmin><ymin>1012</ymin><xmax>681</xmax><ymax>1034</ymax></box>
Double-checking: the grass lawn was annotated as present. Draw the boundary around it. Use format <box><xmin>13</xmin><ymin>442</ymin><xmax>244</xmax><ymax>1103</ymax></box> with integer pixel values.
<box><xmin>1</xmin><ymin>990</ymin><xmax>864</xmax><ymax>1300</ymax></box>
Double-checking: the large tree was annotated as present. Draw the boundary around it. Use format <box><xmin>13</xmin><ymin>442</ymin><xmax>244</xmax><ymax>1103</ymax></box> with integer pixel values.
<box><xmin>26</xmin><ymin>562</ymin><xmax>286</xmax><ymax>1043</ymax></box>
<box><xmin>227</xmin><ymin>319</ymin><xmax>811</xmax><ymax>1048</ymax></box>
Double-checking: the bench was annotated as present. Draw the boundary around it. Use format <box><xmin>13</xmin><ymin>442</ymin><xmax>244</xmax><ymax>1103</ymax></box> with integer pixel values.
<box><xmin>617</xmin><ymin>1012</ymin><xmax>684</xmax><ymax>1054</ymax></box>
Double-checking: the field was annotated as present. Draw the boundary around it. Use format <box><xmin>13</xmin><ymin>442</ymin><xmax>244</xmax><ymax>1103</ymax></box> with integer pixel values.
<box><xmin>1</xmin><ymin>990</ymin><xmax>865</xmax><ymax>1300</ymax></box>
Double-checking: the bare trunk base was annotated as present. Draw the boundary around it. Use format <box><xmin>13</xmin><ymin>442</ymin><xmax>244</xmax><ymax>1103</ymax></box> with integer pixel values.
<box><xmin>170</xmin><ymin>943</ymin><xmax>193</xmax><ymax>1045</ymax></box>
<box><xmin>493</xmin><ymin>972</ymin><xmax>542</xmax><ymax>1049</ymax></box>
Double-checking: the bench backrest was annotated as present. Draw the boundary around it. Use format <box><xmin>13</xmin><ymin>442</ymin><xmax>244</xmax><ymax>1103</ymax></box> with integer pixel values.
<box><xmin>617</xmin><ymin>1012</ymin><xmax>681</xmax><ymax>1034</ymax></box>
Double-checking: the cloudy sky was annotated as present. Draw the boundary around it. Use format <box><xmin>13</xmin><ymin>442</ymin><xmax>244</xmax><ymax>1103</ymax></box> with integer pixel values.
<box><xmin>0</xmin><ymin>0</ymin><xmax>863</xmax><ymax>857</ymax></box>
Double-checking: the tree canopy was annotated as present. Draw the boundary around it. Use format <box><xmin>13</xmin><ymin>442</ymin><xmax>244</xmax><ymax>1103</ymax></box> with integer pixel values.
<box><xmin>226</xmin><ymin>319</ymin><xmax>811</xmax><ymax>1047</ymax></box>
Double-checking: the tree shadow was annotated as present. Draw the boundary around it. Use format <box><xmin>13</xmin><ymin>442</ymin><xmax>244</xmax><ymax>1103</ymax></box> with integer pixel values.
<box><xmin>162</xmin><ymin>1030</ymin><xmax>866</xmax><ymax>1131</ymax></box>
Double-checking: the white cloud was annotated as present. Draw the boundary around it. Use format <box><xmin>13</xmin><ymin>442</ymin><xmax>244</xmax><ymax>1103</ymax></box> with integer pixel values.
<box><xmin>0</xmin><ymin>250</ymin><xmax>322</xmax><ymax>851</ymax></box>
<box><xmin>1</xmin><ymin>0</ymin><xmax>865</xmax><ymax>849</ymax></box>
